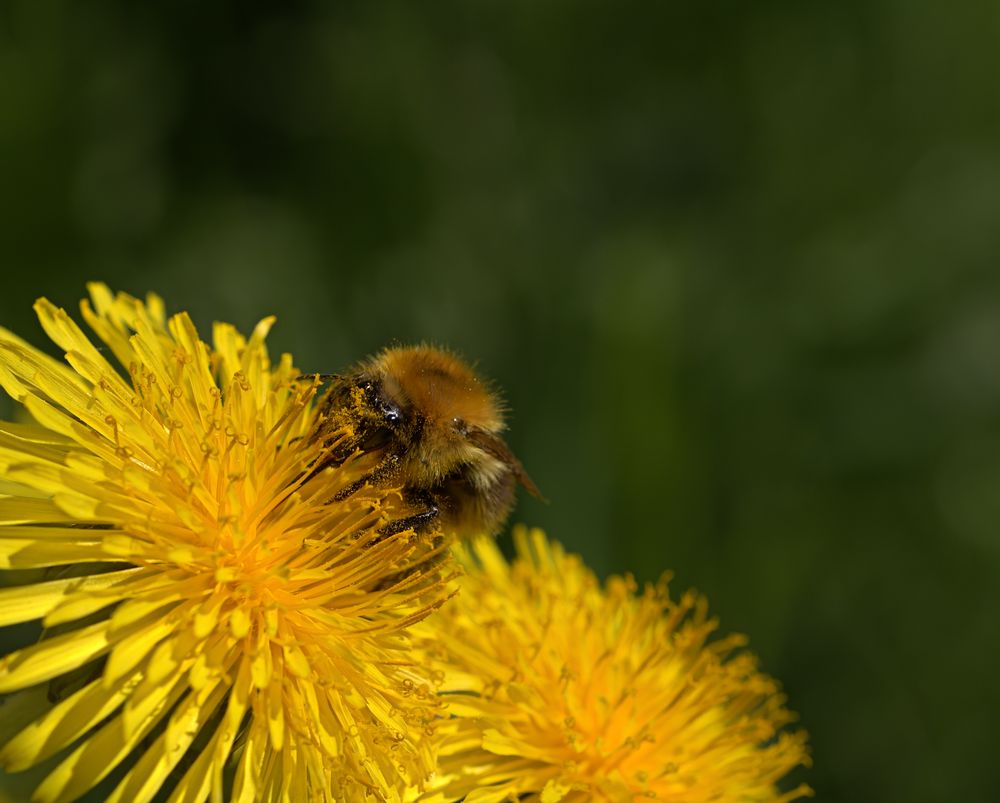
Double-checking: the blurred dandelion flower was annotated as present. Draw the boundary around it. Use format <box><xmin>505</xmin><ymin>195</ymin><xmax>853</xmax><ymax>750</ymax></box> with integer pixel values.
<box><xmin>0</xmin><ymin>285</ymin><xmax>451</xmax><ymax>802</ymax></box>
<box><xmin>418</xmin><ymin>528</ymin><xmax>812</xmax><ymax>803</ymax></box>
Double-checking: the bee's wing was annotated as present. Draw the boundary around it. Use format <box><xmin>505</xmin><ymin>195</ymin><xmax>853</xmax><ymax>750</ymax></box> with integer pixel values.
<box><xmin>467</xmin><ymin>429</ymin><xmax>545</xmax><ymax>501</ymax></box>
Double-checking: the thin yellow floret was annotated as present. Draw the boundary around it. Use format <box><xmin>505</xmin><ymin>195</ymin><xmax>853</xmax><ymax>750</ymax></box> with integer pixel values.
<box><xmin>417</xmin><ymin>528</ymin><xmax>811</xmax><ymax>803</ymax></box>
<box><xmin>0</xmin><ymin>285</ymin><xmax>451</xmax><ymax>803</ymax></box>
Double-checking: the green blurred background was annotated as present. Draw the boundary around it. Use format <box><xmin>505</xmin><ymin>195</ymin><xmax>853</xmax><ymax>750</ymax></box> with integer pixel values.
<box><xmin>2</xmin><ymin>1</ymin><xmax>998</xmax><ymax>801</ymax></box>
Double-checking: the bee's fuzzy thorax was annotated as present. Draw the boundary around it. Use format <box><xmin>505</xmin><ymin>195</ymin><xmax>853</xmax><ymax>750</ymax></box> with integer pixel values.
<box><xmin>372</xmin><ymin>345</ymin><xmax>505</xmax><ymax>433</ymax></box>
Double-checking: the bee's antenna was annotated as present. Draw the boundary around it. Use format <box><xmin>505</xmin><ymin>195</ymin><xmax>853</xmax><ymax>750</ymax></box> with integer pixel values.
<box><xmin>298</xmin><ymin>373</ymin><xmax>340</xmax><ymax>383</ymax></box>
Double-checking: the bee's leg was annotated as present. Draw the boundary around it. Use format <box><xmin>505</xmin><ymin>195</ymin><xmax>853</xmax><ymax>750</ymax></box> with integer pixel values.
<box><xmin>378</xmin><ymin>495</ymin><xmax>439</xmax><ymax>537</ymax></box>
<box><xmin>378</xmin><ymin>509</ymin><xmax>437</xmax><ymax>537</ymax></box>
<box><xmin>298</xmin><ymin>447</ymin><xmax>344</xmax><ymax>488</ymax></box>
<box><xmin>299</xmin><ymin>435</ymin><xmax>357</xmax><ymax>485</ymax></box>
<box><xmin>334</xmin><ymin>451</ymin><xmax>400</xmax><ymax>501</ymax></box>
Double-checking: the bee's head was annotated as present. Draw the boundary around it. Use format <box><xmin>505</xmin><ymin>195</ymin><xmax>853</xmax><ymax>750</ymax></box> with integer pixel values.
<box><xmin>355</xmin><ymin>377</ymin><xmax>404</xmax><ymax>425</ymax></box>
<box><xmin>339</xmin><ymin>374</ymin><xmax>411</xmax><ymax>456</ymax></box>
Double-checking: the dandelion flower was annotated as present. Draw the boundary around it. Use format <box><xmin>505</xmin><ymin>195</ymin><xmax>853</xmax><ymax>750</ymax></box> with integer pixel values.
<box><xmin>0</xmin><ymin>285</ymin><xmax>452</xmax><ymax>802</ymax></box>
<box><xmin>418</xmin><ymin>528</ymin><xmax>812</xmax><ymax>802</ymax></box>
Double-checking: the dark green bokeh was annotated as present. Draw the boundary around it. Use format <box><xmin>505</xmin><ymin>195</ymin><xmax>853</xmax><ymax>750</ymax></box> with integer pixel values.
<box><xmin>2</xmin><ymin>2</ymin><xmax>998</xmax><ymax>801</ymax></box>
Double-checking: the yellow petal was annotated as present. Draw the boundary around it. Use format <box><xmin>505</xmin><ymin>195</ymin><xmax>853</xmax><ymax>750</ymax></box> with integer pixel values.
<box><xmin>193</xmin><ymin>593</ymin><xmax>224</xmax><ymax>640</ymax></box>
<box><xmin>0</xmin><ymin>538</ymin><xmax>107</xmax><ymax>570</ymax></box>
<box><xmin>299</xmin><ymin>683</ymin><xmax>339</xmax><ymax>759</ymax></box>
<box><xmin>0</xmin><ymin>463</ymin><xmax>103</xmax><ymax>506</ymax></box>
<box><xmin>0</xmin><ymin>326</ymin><xmax>87</xmax><ymax>403</ymax></box>
<box><xmin>109</xmin><ymin>582</ymin><xmax>199</xmax><ymax>632</ymax></box>
<box><xmin>283</xmin><ymin>644</ymin><xmax>310</xmax><ymax>679</ymax></box>
<box><xmin>33</xmin><ymin>675</ymin><xmax>188</xmax><ymax>803</ymax></box>
<box><xmin>267</xmin><ymin>668</ymin><xmax>285</xmax><ymax>751</ymax></box>
<box><xmin>0</xmin><ymin>685</ymin><xmax>52</xmax><ymax>757</ymax></box>
<box><xmin>0</xmin><ymin>525</ymin><xmax>110</xmax><ymax>541</ymax></box>
<box><xmin>162</xmin><ymin>660</ymin><xmax>251</xmax><ymax>803</ymax></box>
<box><xmin>0</xmin><ymin>429</ymin><xmax>72</xmax><ymax>466</ymax></box>
<box><xmin>0</xmin><ymin>342</ymin><xmax>101</xmax><ymax>428</ymax></box>
<box><xmin>103</xmin><ymin>678</ymin><xmax>229</xmax><ymax>803</ymax></box>
<box><xmin>104</xmin><ymin>615</ymin><xmax>179</xmax><ymax>685</ymax></box>
<box><xmin>0</xmin><ymin>497</ymin><xmax>77</xmax><ymax>525</ymax></box>
<box><xmin>43</xmin><ymin>588</ymin><xmax>129</xmax><ymax>628</ymax></box>
<box><xmin>20</xmin><ymin>395</ymin><xmax>110</xmax><ymax>458</ymax></box>
<box><xmin>32</xmin><ymin>299</ymin><xmax>120</xmax><ymax>387</ymax></box>
<box><xmin>0</xmin><ymin>668</ymin><xmax>142</xmax><ymax>771</ymax></box>
<box><xmin>0</xmin><ymin>421</ymin><xmax>73</xmax><ymax>447</ymax></box>
<box><xmin>167</xmin><ymin>313</ymin><xmax>220</xmax><ymax>409</ymax></box>
<box><xmin>251</xmin><ymin>638</ymin><xmax>272</xmax><ymax>690</ymax></box>
<box><xmin>79</xmin><ymin>286</ymin><xmax>139</xmax><ymax>371</ymax></box>
<box><xmin>229</xmin><ymin>607</ymin><xmax>250</xmax><ymax>639</ymax></box>
<box><xmin>0</xmin><ymin>568</ymin><xmax>137</xmax><ymax>628</ymax></box>
<box><xmin>464</xmin><ymin>790</ymin><xmax>514</xmax><ymax>803</ymax></box>
<box><xmin>540</xmin><ymin>779</ymin><xmax>572</xmax><ymax>803</ymax></box>
<box><xmin>230</xmin><ymin>719</ymin><xmax>266</xmax><ymax>803</ymax></box>
<box><xmin>0</xmin><ymin>620</ymin><xmax>110</xmax><ymax>694</ymax></box>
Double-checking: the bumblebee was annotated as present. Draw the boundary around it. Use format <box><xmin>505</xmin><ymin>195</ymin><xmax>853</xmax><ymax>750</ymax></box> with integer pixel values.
<box><xmin>310</xmin><ymin>345</ymin><xmax>540</xmax><ymax>538</ymax></box>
